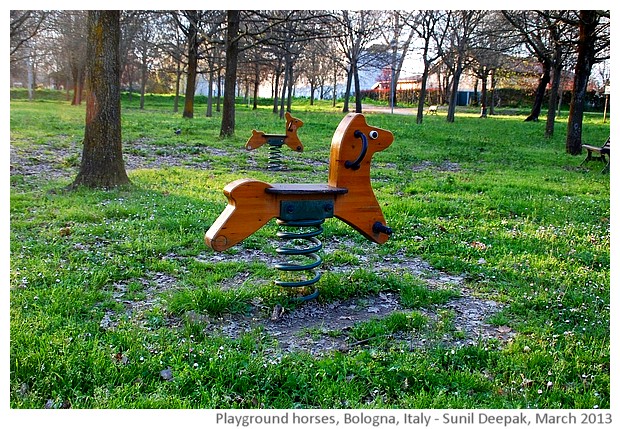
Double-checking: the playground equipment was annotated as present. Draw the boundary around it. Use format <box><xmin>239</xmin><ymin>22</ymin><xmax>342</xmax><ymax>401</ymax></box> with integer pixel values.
<box><xmin>206</xmin><ymin>113</ymin><xmax>394</xmax><ymax>300</ymax></box>
<box><xmin>245</xmin><ymin>112</ymin><xmax>304</xmax><ymax>170</ymax></box>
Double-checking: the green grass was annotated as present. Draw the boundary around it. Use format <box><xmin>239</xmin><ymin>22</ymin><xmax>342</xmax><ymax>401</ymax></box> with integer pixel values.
<box><xmin>9</xmin><ymin>92</ymin><xmax>610</xmax><ymax>409</ymax></box>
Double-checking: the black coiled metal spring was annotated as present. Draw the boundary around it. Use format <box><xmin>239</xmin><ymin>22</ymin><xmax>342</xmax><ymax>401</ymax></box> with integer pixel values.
<box><xmin>274</xmin><ymin>218</ymin><xmax>324</xmax><ymax>301</ymax></box>
<box><xmin>268</xmin><ymin>143</ymin><xmax>283</xmax><ymax>170</ymax></box>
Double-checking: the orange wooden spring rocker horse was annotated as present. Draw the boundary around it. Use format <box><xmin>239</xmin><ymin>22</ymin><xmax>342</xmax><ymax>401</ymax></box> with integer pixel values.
<box><xmin>206</xmin><ymin>113</ymin><xmax>394</xmax><ymax>300</ymax></box>
<box><xmin>245</xmin><ymin>112</ymin><xmax>304</xmax><ymax>170</ymax></box>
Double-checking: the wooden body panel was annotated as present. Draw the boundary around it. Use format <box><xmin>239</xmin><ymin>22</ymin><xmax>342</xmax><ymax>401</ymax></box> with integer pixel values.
<box><xmin>206</xmin><ymin>113</ymin><xmax>394</xmax><ymax>252</ymax></box>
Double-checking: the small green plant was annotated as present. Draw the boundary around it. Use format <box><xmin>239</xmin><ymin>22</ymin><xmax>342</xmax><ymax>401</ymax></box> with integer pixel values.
<box><xmin>349</xmin><ymin>311</ymin><xmax>427</xmax><ymax>343</ymax></box>
<box><xmin>398</xmin><ymin>275</ymin><xmax>459</xmax><ymax>308</ymax></box>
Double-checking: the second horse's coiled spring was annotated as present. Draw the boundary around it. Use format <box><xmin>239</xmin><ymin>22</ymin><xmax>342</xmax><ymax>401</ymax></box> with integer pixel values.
<box><xmin>274</xmin><ymin>218</ymin><xmax>324</xmax><ymax>301</ymax></box>
<box><xmin>268</xmin><ymin>143</ymin><xmax>283</xmax><ymax>170</ymax></box>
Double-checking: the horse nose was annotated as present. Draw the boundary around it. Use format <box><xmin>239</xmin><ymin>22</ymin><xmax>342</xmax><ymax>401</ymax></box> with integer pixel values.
<box><xmin>369</xmin><ymin>130</ymin><xmax>379</xmax><ymax>139</ymax></box>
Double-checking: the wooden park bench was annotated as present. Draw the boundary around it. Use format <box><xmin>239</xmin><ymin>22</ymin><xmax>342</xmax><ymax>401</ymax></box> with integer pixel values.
<box><xmin>580</xmin><ymin>137</ymin><xmax>610</xmax><ymax>173</ymax></box>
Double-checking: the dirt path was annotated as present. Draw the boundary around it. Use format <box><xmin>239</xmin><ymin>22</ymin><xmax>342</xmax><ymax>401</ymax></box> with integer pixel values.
<box><xmin>362</xmin><ymin>104</ymin><xmax>418</xmax><ymax>115</ymax></box>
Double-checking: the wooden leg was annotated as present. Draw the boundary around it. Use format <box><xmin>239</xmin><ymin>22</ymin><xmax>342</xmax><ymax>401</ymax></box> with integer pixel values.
<box><xmin>580</xmin><ymin>150</ymin><xmax>593</xmax><ymax>166</ymax></box>
<box><xmin>601</xmin><ymin>156</ymin><xmax>610</xmax><ymax>174</ymax></box>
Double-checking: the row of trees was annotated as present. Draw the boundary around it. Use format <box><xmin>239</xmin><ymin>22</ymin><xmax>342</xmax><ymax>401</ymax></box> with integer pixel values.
<box><xmin>10</xmin><ymin>10</ymin><xmax>610</xmax><ymax>188</ymax></box>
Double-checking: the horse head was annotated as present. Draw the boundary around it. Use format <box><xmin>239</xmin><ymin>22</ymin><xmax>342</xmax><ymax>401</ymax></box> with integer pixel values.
<box><xmin>285</xmin><ymin>112</ymin><xmax>303</xmax><ymax>133</ymax></box>
<box><xmin>328</xmin><ymin>113</ymin><xmax>394</xmax><ymax>188</ymax></box>
<box><xmin>283</xmin><ymin>112</ymin><xmax>304</xmax><ymax>152</ymax></box>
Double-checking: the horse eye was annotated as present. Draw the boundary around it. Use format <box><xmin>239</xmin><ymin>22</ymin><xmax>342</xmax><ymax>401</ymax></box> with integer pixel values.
<box><xmin>369</xmin><ymin>130</ymin><xmax>379</xmax><ymax>139</ymax></box>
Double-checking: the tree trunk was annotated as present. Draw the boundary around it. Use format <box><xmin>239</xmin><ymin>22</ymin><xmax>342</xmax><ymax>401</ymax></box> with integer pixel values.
<box><xmin>27</xmin><ymin>52</ymin><xmax>34</xmax><ymax>101</ymax></box>
<box><xmin>173</xmin><ymin>57</ymin><xmax>180</xmax><ymax>113</ymax></box>
<box><xmin>216</xmin><ymin>69</ymin><xmax>221</xmax><ymax>112</ymax></box>
<box><xmin>272</xmin><ymin>64</ymin><xmax>281</xmax><ymax>114</ymax></box>
<box><xmin>489</xmin><ymin>69</ymin><xmax>497</xmax><ymax>116</ymax></box>
<box><xmin>243</xmin><ymin>77</ymin><xmax>249</xmax><ymax>104</ymax></box>
<box><xmin>279</xmin><ymin>57</ymin><xmax>289</xmax><ymax>119</ymax></box>
<box><xmin>252</xmin><ymin>62</ymin><xmax>259</xmax><ymax>110</ymax></box>
<box><xmin>353</xmin><ymin>61</ymin><xmax>362</xmax><ymax>113</ymax></box>
<box><xmin>139</xmin><ymin>61</ymin><xmax>147</xmax><ymax>110</ymax></box>
<box><xmin>566</xmin><ymin>11</ymin><xmax>598</xmax><ymax>155</ymax></box>
<box><xmin>77</xmin><ymin>67</ymin><xmax>85</xmax><ymax>105</ymax></box>
<box><xmin>206</xmin><ymin>69</ymin><xmax>214</xmax><ymax>117</ymax></box>
<box><xmin>545</xmin><ymin>61</ymin><xmax>562</xmax><ymax>138</ymax></box>
<box><xmin>220</xmin><ymin>10</ymin><xmax>240</xmax><ymax>137</ymax></box>
<box><xmin>309</xmin><ymin>79</ymin><xmax>315</xmax><ymax>106</ymax></box>
<box><xmin>473</xmin><ymin>77</ymin><xmax>479</xmax><ymax>107</ymax></box>
<box><xmin>416</xmin><ymin>61</ymin><xmax>430</xmax><ymax>124</ymax></box>
<box><xmin>342</xmin><ymin>64</ymin><xmax>352</xmax><ymax>113</ymax></box>
<box><xmin>390</xmin><ymin>66</ymin><xmax>397</xmax><ymax>108</ymax></box>
<box><xmin>524</xmin><ymin>59</ymin><xmax>550</xmax><ymax>122</ymax></box>
<box><xmin>446</xmin><ymin>64</ymin><xmax>462</xmax><ymax>123</ymax></box>
<box><xmin>479</xmin><ymin>70</ymin><xmax>488</xmax><ymax>118</ymax></box>
<box><xmin>71</xmin><ymin>10</ymin><xmax>129</xmax><ymax>189</ymax></box>
<box><xmin>71</xmin><ymin>62</ymin><xmax>79</xmax><ymax>105</ymax></box>
<box><xmin>332</xmin><ymin>63</ymin><xmax>337</xmax><ymax>108</ymax></box>
<box><xmin>65</xmin><ymin>76</ymin><xmax>71</xmax><ymax>101</ymax></box>
<box><xmin>285</xmin><ymin>62</ymin><xmax>294</xmax><ymax>114</ymax></box>
<box><xmin>182</xmin><ymin>13</ymin><xmax>199</xmax><ymax>119</ymax></box>
<box><xmin>439</xmin><ymin>70</ymin><xmax>448</xmax><ymax>105</ymax></box>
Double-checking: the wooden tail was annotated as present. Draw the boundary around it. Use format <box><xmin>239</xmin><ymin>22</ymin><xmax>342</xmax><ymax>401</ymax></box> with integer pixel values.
<box><xmin>205</xmin><ymin>179</ymin><xmax>278</xmax><ymax>252</ymax></box>
<box><xmin>245</xmin><ymin>130</ymin><xmax>267</xmax><ymax>151</ymax></box>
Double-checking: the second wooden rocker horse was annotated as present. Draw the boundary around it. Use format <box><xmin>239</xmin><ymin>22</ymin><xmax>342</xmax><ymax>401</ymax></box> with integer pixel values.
<box><xmin>245</xmin><ymin>112</ymin><xmax>304</xmax><ymax>170</ymax></box>
<box><xmin>205</xmin><ymin>113</ymin><xmax>394</xmax><ymax>299</ymax></box>
<box><xmin>245</xmin><ymin>111</ymin><xmax>304</xmax><ymax>152</ymax></box>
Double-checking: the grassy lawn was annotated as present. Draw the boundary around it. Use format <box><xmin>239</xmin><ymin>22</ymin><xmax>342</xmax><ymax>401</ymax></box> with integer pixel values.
<box><xmin>9</xmin><ymin>92</ymin><xmax>610</xmax><ymax>409</ymax></box>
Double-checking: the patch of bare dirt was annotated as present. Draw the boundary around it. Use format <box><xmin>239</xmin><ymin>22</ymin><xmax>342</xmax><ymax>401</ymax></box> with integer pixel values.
<box><xmin>101</xmin><ymin>238</ymin><xmax>513</xmax><ymax>355</ymax></box>
<box><xmin>99</xmin><ymin>271</ymin><xmax>183</xmax><ymax>331</ymax></box>
<box><xmin>9</xmin><ymin>139</ymin><xmax>232</xmax><ymax>181</ymax></box>
<box><xmin>204</xmin><ymin>280</ymin><xmax>512</xmax><ymax>356</ymax></box>
<box><xmin>211</xmin><ymin>292</ymin><xmax>403</xmax><ymax>355</ymax></box>
<box><xmin>10</xmin><ymin>142</ymin><xmax>78</xmax><ymax>181</ymax></box>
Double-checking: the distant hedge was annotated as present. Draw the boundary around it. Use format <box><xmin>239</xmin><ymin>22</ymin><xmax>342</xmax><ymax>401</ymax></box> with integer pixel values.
<box><xmin>360</xmin><ymin>87</ymin><xmax>608</xmax><ymax>111</ymax></box>
<box><xmin>10</xmin><ymin>88</ymin><xmax>69</xmax><ymax>101</ymax></box>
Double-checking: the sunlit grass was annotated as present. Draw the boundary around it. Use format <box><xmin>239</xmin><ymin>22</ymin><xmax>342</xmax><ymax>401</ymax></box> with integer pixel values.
<box><xmin>10</xmin><ymin>93</ymin><xmax>610</xmax><ymax>409</ymax></box>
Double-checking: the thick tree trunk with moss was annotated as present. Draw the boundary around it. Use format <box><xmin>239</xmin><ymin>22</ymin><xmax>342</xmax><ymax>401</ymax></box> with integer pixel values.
<box><xmin>71</xmin><ymin>10</ymin><xmax>129</xmax><ymax>189</ymax></box>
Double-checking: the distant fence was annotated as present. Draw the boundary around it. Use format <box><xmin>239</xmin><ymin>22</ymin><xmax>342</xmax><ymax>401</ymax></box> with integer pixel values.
<box><xmin>361</xmin><ymin>88</ymin><xmax>443</xmax><ymax>106</ymax></box>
